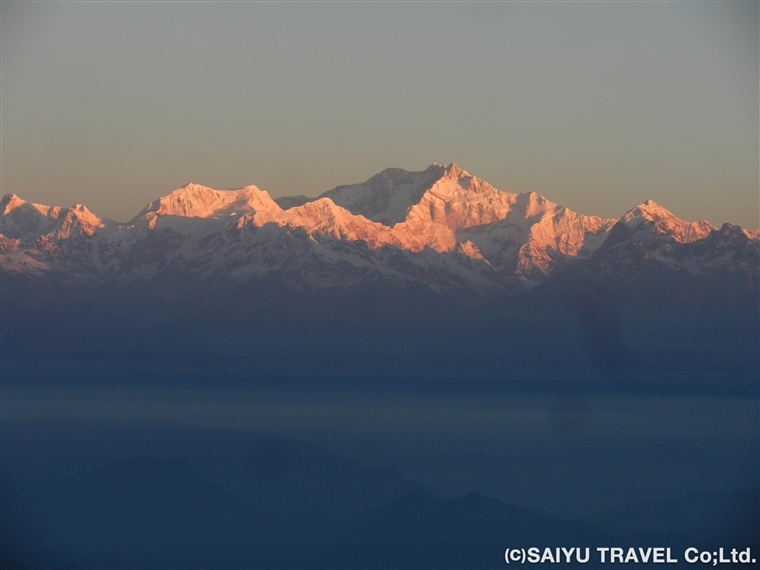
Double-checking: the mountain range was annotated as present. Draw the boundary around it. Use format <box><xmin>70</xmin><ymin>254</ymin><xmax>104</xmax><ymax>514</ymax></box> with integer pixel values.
<box><xmin>3</xmin><ymin>163</ymin><xmax>756</xmax><ymax>301</ymax></box>
<box><xmin>3</xmin><ymin>169</ymin><xmax>757</xmax><ymax>569</ymax></box>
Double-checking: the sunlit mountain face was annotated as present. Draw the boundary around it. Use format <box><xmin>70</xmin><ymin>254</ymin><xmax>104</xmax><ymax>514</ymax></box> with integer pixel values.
<box><xmin>2</xmin><ymin>165</ymin><xmax>758</xmax><ymax>569</ymax></box>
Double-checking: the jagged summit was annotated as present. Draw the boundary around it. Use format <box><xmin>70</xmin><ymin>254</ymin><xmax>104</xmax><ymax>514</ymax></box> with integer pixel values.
<box><xmin>0</xmin><ymin>193</ymin><xmax>105</xmax><ymax>242</ymax></box>
<box><xmin>133</xmin><ymin>183</ymin><xmax>280</xmax><ymax>221</ymax></box>
<box><xmin>1</xmin><ymin>193</ymin><xmax>59</xmax><ymax>219</ymax></box>
<box><xmin>1</xmin><ymin>193</ymin><xmax>24</xmax><ymax>214</ymax></box>
<box><xmin>619</xmin><ymin>200</ymin><xmax>714</xmax><ymax>244</ymax></box>
<box><xmin>316</xmin><ymin>164</ymin><xmax>447</xmax><ymax>225</ymax></box>
<box><xmin>623</xmin><ymin>199</ymin><xmax>679</xmax><ymax>225</ymax></box>
<box><xmin>314</xmin><ymin>162</ymin><xmax>519</xmax><ymax>228</ymax></box>
<box><xmin>717</xmin><ymin>223</ymin><xmax>760</xmax><ymax>241</ymax></box>
<box><xmin>55</xmin><ymin>204</ymin><xmax>105</xmax><ymax>239</ymax></box>
<box><xmin>441</xmin><ymin>162</ymin><xmax>470</xmax><ymax>179</ymax></box>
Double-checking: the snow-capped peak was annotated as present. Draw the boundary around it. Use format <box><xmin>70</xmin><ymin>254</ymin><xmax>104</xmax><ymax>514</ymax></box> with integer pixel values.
<box><xmin>55</xmin><ymin>203</ymin><xmax>105</xmax><ymax>238</ymax></box>
<box><xmin>1</xmin><ymin>193</ymin><xmax>25</xmax><ymax>215</ymax></box>
<box><xmin>1</xmin><ymin>193</ymin><xmax>61</xmax><ymax>219</ymax></box>
<box><xmin>624</xmin><ymin>199</ymin><xmax>669</xmax><ymax>222</ymax></box>
<box><xmin>442</xmin><ymin>163</ymin><xmax>470</xmax><ymax>180</ymax></box>
<box><xmin>134</xmin><ymin>183</ymin><xmax>281</xmax><ymax>221</ymax></box>
<box><xmin>621</xmin><ymin>200</ymin><xmax>714</xmax><ymax>244</ymax></box>
<box><xmin>2</xmin><ymin>194</ymin><xmax>61</xmax><ymax>240</ymax></box>
<box><xmin>0</xmin><ymin>193</ymin><xmax>105</xmax><ymax>242</ymax></box>
<box><xmin>316</xmin><ymin>164</ymin><xmax>447</xmax><ymax>225</ymax></box>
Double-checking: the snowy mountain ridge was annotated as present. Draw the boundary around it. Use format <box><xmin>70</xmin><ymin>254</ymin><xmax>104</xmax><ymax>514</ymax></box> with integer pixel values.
<box><xmin>1</xmin><ymin>164</ymin><xmax>756</xmax><ymax>300</ymax></box>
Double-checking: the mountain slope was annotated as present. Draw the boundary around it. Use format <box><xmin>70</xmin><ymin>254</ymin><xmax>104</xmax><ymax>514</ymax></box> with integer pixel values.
<box><xmin>317</xmin><ymin>163</ymin><xmax>448</xmax><ymax>225</ymax></box>
<box><xmin>553</xmin><ymin>201</ymin><xmax>758</xmax><ymax>295</ymax></box>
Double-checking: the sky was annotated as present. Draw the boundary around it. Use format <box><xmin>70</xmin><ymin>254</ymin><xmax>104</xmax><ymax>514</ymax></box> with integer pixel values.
<box><xmin>2</xmin><ymin>1</ymin><xmax>758</xmax><ymax>229</ymax></box>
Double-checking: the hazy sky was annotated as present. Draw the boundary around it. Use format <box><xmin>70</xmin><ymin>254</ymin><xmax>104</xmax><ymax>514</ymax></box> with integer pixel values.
<box><xmin>2</xmin><ymin>1</ymin><xmax>758</xmax><ymax>228</ymax></box>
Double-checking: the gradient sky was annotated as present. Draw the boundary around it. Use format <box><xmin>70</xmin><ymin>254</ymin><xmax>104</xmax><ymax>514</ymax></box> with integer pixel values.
<box><xmin>2</xmin><ymin>1</ymin><xmax>758</xmax><ymax>228</ymax></box>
